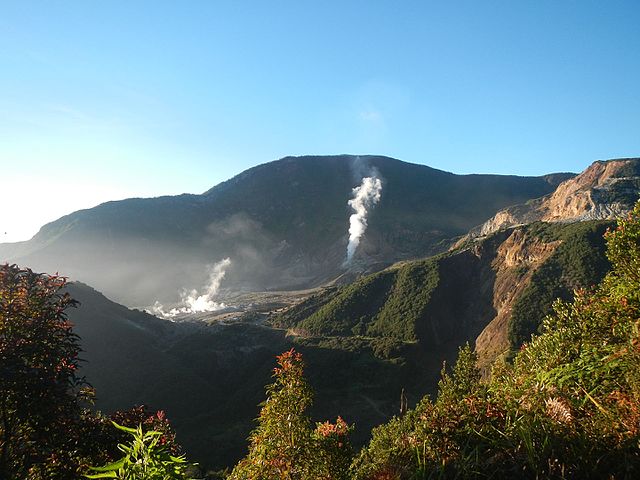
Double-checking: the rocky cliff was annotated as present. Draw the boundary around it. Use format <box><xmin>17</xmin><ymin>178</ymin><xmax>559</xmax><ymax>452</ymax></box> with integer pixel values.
<box><xmin>466</xmin><ymin>158</ymin><xmax>640</xmax><ymax>240</ymax></box>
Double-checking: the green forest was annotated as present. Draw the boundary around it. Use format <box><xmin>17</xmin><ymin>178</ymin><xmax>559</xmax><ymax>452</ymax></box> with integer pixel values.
<box><xmin>2</xmin><ymin>203</ymin><xmax>640</xmax><ymax>479</ymax></box>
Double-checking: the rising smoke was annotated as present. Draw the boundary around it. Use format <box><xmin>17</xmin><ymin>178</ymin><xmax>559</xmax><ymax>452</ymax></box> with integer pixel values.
<box><xmin>151</xmin><ymin>257</ymin><xmax>231</xmax><ymax>318</ymax></box>
<box><xmin>345</xmin><ymin>173</ymin><xmax>383</xmax><ymax>264</ymax></box>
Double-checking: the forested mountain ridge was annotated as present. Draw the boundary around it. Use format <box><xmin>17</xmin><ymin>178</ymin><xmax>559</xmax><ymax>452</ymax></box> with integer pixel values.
<box><xmin>62</xmin><ymin>219</ymin><xmax>614</xmax><ymax>471</ymax></box>
<box><xmin>271</xmin><ymin>220</ymin><xmax>613</xmax><ymax>371</ymax></box>
<box><xmin>0</xmin><ymin>155</ymin><xmax>569</xmax><ymax>306</ymax></box>
<box><xmin>348</xmin><ymin>200</ymin><xmax>640</xmax><ymax>479</ymax></box>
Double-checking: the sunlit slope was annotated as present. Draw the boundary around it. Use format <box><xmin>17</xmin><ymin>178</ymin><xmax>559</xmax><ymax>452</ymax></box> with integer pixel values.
<box><xmin>272</xmin><ymin>220</ymin><xmax>613</xmax><ymax>368</ymax></box>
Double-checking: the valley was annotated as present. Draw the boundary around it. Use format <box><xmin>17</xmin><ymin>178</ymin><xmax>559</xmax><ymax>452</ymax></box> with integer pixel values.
<box><xmin>2</xmin><ymin>155</ymin><xmax>639</xmax><ymax>473</ymax></box>
<box><xmin>157</xmin><ymin>288</ymin><xmax>320</xmax><ymax>325</ymax></box>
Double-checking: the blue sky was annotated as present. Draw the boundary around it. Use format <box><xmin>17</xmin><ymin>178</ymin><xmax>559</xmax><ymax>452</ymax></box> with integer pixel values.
<box><xmin>1</xmin><ymin>1</ymin><xmax>639</xmax><ymax>241</ymax></box>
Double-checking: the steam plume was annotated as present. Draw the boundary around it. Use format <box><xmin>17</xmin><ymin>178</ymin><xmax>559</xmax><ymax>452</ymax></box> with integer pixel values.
<box><xmin>151</xmin><ymin>258</ymin><xmax>231</xmax><ymax>318</ymax></box>
<box><xmin>346</xmin><ymin>175</ymin><xmax>382</xmax><ymax>264</ymax></box>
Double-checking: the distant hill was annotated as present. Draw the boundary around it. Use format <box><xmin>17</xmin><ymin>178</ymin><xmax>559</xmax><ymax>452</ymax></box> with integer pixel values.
<box><xmin>0</xmin><ymin>155</ymin><xmax>570</xmax><ymax>306</ymax></box>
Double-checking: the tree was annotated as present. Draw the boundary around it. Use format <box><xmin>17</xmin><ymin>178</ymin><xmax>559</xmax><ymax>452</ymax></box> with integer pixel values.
<box><xmin>0</xmin><ymin>264</ymin><xmax>88</xmax><ymax>478</ymax></box>
<box><xmin>436</xmin><ymin>342</ymin><xmax>481</xmax><ymax>403</ymax></box>
<box><xmin>0</xmin><ymin>264</ymin><xmax>190</xmax><ymax>479</ymax></box>
<box><xmin>229</xmin><ymin>349</ymin><xmax>352</xmax><ymax>479</ymax></box>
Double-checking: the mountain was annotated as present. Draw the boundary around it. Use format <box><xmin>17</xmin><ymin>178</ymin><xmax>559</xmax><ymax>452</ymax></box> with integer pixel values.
<box><xmin>272</xmin><ymin>158</ymin><xmax>640</xmax><ymax>371</ymax></box>
<box><xmin>35</xmin><ymin>156</ymin><xmax>638</xmax><ymax>471</ymax></box>
<box><xmin>1</xmin><ymin>155</ymin><xmax>570</xmax><ymax>306</ymax></box>
<box><xmin>57</xmin><ymin>223</ymin><xmax>619</xmax><ymax>469</ymax></box>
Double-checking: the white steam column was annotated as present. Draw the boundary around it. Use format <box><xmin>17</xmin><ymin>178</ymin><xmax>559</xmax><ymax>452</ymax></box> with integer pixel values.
<box><xmin>181</xmin><ymin>257</ymin><xmax>231</xmax><ymax>312</ymax></box>
<box><xmin>345</xmin><ymin>175</ymin><xmax>383</xmax><ymax>264</ymax></box>
<box><xmin>151</xmin><ymin>257</ymin><xmax>232</xmax><ymax>318</ymax></box>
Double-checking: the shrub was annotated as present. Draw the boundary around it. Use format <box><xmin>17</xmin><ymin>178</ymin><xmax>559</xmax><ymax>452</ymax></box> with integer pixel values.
<box><xmin>0</xmin><ymin>264</ymin><xmax>88</xmax><ymax>478</ymax></box>
<box><xmin>0</xmin><ymin>264</ymin><xmax>188</xmax><ymax>479</ymax></box>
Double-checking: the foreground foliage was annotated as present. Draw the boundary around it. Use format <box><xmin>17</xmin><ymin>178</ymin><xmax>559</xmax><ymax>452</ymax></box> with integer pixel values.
<box><xmin>229</xmin><ymin>349</ymin><xmax>353</xmax><ymax>480</ymax></box>
<box><xmin>0</xmin><ymin>264</ymin><xmax>94</xmax><ymax>479</ymax></box>
<box><xmin>86</xmin><ymin>422</ymin><xmax>193</xmax><ymax>479</ymax></box>
<box><xmin>0</xmin><ymin>265</ymin><xmax>190</xmax><ymax>479</ymax></box>
<box><xmin>352</xmin><ymin>203</ymin><xmax>640</xmax><ymax>479</ymax></box>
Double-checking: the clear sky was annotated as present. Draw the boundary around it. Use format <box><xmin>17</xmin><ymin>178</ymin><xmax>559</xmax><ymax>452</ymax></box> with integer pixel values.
<box><xmin>1</xmin><ymin>1</ymin><xmax>639</xmax><ymax>242</ymax></box>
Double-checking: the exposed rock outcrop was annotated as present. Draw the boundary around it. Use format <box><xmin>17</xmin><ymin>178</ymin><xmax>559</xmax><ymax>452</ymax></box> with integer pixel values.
<box><xmin>475</xmin><ymin>229</ymin><xmax>561</xmax><ymax>368</ymax></box>
<box><xmin>464</xmin><ymin>158</ymin><xmax>640</xmax><ymax>242</ymax></box>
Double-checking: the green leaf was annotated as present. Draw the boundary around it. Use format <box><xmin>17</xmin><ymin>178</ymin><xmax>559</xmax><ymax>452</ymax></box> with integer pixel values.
<box><xmin>87</xmin><ymin>458</ymin><xmax>126</xmax><ymax>472</ymax></box>
<box><xmin>84</xmin><ymin>472</ymin><xmax>118</xmax><ymax>479</ymax></box>
<box><xmin>111</xmin><ymin>421</ymin><xmax>137</xmax><ymax>434</ymax></box>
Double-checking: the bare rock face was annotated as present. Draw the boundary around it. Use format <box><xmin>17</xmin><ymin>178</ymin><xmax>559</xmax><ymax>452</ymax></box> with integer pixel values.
<box><xmin>475</xmin><ymin>229</ymin><xmax>561</xmax><ymax>368</ymax></box>
<box><xmin>457</xmin><ymin>157</ymin><xmax>640</xmax><ymax>367</ymax></box>
<box><xmin>543</xmin><ymin>160</ymin><xmax>636</xmax><ymax>221</ymax></box>
<box><xmin>466</xmin><ymin>158</ymin><xmax>640</xmax><ymax>241</ymax></box>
